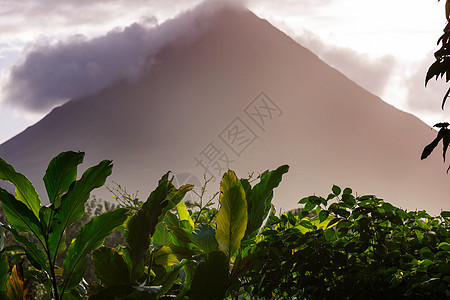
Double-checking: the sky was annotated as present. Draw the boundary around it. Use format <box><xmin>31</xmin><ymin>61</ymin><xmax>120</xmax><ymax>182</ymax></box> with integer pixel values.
<box><xmin>0</xmin><ymin>0</ymin><xmax>449</xmax><ymax>144</ymax></box>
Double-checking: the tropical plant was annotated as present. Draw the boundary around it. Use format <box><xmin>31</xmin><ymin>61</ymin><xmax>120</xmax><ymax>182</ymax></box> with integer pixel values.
<box><xmin>422</xmin><ymin>0</ymin><xmax>450</xmax><ymax>169</ymax></box>
<box><xmin>241</xmin><ymin>185</ymin><xmax>450</xmax><ymax>299</ymax></box>
<box><xmin>0</xmin><ymin>151</ymin><xmax>129</xmax><ymax>300</ymax></box>
<box><xmin>89</xmin><ymin>165</ymin><xmax>289</xmax><ymax>299</ymax></box>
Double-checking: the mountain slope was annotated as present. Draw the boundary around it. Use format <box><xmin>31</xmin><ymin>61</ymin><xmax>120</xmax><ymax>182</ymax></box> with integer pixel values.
<box><xmin>0</xmin><ymin>6</ymin><xmax>447</xmax><ymax>213</ymax></box>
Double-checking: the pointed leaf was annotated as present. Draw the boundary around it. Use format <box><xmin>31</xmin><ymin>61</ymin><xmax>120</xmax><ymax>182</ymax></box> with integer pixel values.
<box><xmin>157</xmin><ymin>183</ymin><xmax>193</xmax><ymax>224</ymax></box>
<box><xmin>245</xmin><ymin>165</ymin><xmax>288</xmax><ymax>239</ymax></box>
<box><xmin>442</xmin><ymin>88</ymin><xmax>450</xmax><ymax>109</ymax></box>
<box><xmin>43</xmin><ymin>151</ymin><xmax>84</xmax><ymax>206</ymax></box>
<box><xmin>2</xmin><ymin>224</ymin><xmax>48</xmax><ymax>273</ymax></box>
<box><xmin>189</xmin><ymin>251</ymin><xmax>229</xmax><ymax>300</ymax></box>
<box><xmin>167</xmin><ymin>226</ymin><xmax>195</xmax><ymax>246</ymax></box>
<box><xmin>0</xmin><ymin>188</ymin><xmax>45</xmax><ymax>245</ymax></box>
<box><xmin>193</xmin><ymin>225</ymin><xmax>219</xmax><ymax>253</ymax></box>
<box><xmin>61</xmin><ymin>208</ymin><xmax>128</xmax><ymax>293</ymax></box>
<box><xmin>442</xmin><ymin>129</ymin><xmax>450</xmax><ymax>161</ymax></box>
<box><xmin>215</xmin><ymin>170</ymin><xmax>247</xmax><ymax>260</ymax></box>
<box><xmin>176</xmin><ymin>200</ymin><xmax>194</xmax><ymax>229</ymax></box>
<box><xmin>421</xmin><ymin>129</ymin><xmax>446</xmax><ymax>160</ymax></box>
<box><xmin>92</xmin><ymin>247</ymin><xmax>130</xmax><ymax>287</ymax></box>
<box><xmin>49</xmin><ymin>160</ymin><xmax>113</xmax><ymax>260</ymax></box>
<box><xmin>153</xmin><ymin>244</ymin><xmax>199</xmax><ymax>266</ymax></box>
<box><xmin>0</xmin><ymin>157</ymin><xmax>40</xmax><ymax>218</ymax></box>
<box><xmin>152</xmin><ymin>222</ymin><xmax>174</xmax><ymax>247</ymax></box>
<box><xmin>332</xmin><ymin>185</ymin><xmax>341</xmax><ymax>195</ymax></box>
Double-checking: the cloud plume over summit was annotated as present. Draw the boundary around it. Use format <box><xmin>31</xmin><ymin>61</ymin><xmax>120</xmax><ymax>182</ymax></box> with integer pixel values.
<box><xmin>2</xmin><ymin>1</ymin><xmax>245</xmax><ymax>113</ymax></box>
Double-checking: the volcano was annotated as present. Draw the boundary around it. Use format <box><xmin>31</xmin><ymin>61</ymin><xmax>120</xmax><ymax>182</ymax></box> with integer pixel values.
<box><xmin>0</xmin><ymin>4</ymin><xmax>448</xmax><ymax>214</ymax></box>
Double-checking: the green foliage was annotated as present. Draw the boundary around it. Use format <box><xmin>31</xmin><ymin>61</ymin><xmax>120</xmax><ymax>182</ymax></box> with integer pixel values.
<box><xmin>0</xmin><ymin>151</ymin><xmax>128</xmax><ymax>300</ymax></box>
<box><xmin>242</xmin><ymin>186</ymin><xmax>450</xmax><ymax>299</ymax></box>
<box><xmin>0</xmin><ymin>151</ymin><xmax>447</xmax><ymax>299</ymax></box>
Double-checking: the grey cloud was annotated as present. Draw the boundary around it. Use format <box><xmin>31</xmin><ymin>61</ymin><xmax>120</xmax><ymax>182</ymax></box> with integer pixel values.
<box><xmin>295</xmin><ymin>31</ymin><xmax>397</xmax><ymax>97</ymax></box>
<box><xmin>3</xmin><ymin>0</ymin><xmax>245</xmax><ymax>113</ymax></box>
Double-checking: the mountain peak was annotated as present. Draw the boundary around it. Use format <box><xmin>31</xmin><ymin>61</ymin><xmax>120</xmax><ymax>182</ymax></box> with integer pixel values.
<box><xmin>0</xmin><ymin>3</ymin><xmax>448</xmax><ymax>214</ymax></box>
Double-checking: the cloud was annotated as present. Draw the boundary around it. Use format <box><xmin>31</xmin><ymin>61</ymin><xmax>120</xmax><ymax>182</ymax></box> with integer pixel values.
<box><xmin>294</xmin><ymin>30</ymin><xmax>397</xmax><ymax>97</ymax></box>
<box><xmin>2</xmin><ymin>0</ymin><xmax>246</xmax><ymax>113</ymax></box>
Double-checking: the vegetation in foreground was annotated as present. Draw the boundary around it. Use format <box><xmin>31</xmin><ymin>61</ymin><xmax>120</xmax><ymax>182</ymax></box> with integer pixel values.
<box><xmin>0</xmin><ymin>151</ymin><xmax>448</xmax><ymax>299</ymax></box>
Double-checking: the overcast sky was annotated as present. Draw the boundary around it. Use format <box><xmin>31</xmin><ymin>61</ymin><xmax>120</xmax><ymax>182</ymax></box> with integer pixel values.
<box><xmin>0</xmin><ymin>0</ymin><xmax>448</xmax><ymax>144</ymax></box>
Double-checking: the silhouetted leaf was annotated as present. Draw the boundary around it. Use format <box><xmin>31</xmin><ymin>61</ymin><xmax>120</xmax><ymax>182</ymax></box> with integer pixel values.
<box><xmin>62</xmin><ymin>208</ymin><xmax>128</xmax><ymax>293</ymax></box>
<box><xmin>442</xmin><ymin>88</ymin><xmax>450</xmax><ymax>109</ymax></box>
<box><xmin>43</xmin><ymin>151</ymin><xmax>84</xmax><ymax>206</ymax></box>
<box><xmin>49</xmin><ymin>160</ymin><xmax>113</xmax><ymax>260</ymax></box>
<box><xmin>92</xmin><ymin>247</ymin><xmax>130</xmax><ymax>287</ymax></box>
<box><xmin>0</xmin><ymin>188</ymin><xmax>44</xmax><ymax>245</ymax></box>
<box><xmin>3</xmin><ymin>225</ymin><xmax>48</xmax><ymax>272</ymax></box>
<box><xmin>421</xmin><ymin>128</ymin><xmax>446</xmax><ymax>160</ymax></box>
<box><xmin>189</xmin><ymin>251</ymin><xmax>229</xmax><ymax>300</ymax></box>
<box><xmin>434</xmin><ymin>122</ymin><xmax>450</xmax><ymax>128</ymax></box>
<box><xmin>245</xmin><ymin>165</ymin><xmax>288</xmax><ymax>239</ymax></box>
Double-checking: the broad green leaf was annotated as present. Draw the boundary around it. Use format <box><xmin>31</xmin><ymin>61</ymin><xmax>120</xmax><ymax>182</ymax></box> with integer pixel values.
<box><xmin>3</xmin><ymin>225</ymin><xmax>48</xmax><ymax>273</ymax></box>
<box><xmin>152</xmin><ymin>222</ymin><xmax>174</xmax><ymax>248</ymax></box>
<box><xmin>49</xmin><ymin>160</ymin><xmax>113</xmax><ymax>260</ymax></box>
<box><xmin>153</xmin><ymin>244</ymin><xmax>199</xmax><ymax>266</ymax></box>
<box><xmin>125</xmin><ymin>208</ymin><xmax>155</xmax><ymax>281</ymax></box>
<box><xmin>167</xmin><ymin>226</ymin><xmax>195</xmax><ymax>246</ymax></box>
<box><xmin>61</xmin><ymin>208</ymin><xmax>128</xmax><ymax>293</ymax></box>
<box><xmin>245</xmin><ymin>165</ymin><xmax>289</xmax><ymax>239</ymax></box>
<box><xmin>189</xmin><ymin>251</ymin><xmax>229</xmax><ymax>300</ymax></box>
<box><xmin>176</xmin><ymin>200</ymin><xmax>194</xmax><ymax>229</ymax></box>
<box><xmin>441</xmin><ymin>211</ymin><xmax>450</xmax><ymax>218</ymax></box>
<box><xmin>0</xmin><ymin>157</ymin><xmax>40</xmax><ymax>218</ymax></box>
<box><xmin>43</xmin><ymin>151</ymin><xmax>84</xmax><ymax>206</ymax></box>
<box><xmin>215</xmin><ymin>170</ymin><xmax>247</xmax><ymax>260</ymax></box>
<box><xmin>92</xmin><ymin>247</ymin><xmax>130</xmax><ymax>287</ymax></box>
<box><xmin>193</xmin><ymin>225</ymin><xmax>219</xmax><ymax>253</ymax></box>
<box><xmin>154</xmin><ymin>260</ymin><xmax>190</xmax><ymax>297</ymax></box>
<box><xmin>332</xmin><ymin>185</ymin><xmax>341</xmax><ymax>195</ymax></box>
<box><xmin>319</xmin><ymin>210</ymin><xmax>329</xmax><ymax>223</ymax></box>
<box><xmin>0</xmin><ymin>189</ymin><xmax>45</xmax><ymax>246</ymax></box>
<box><xmin>157</xmin><ymin>183</ymin><xmax>193</xmax><ymax>224</ymax></box>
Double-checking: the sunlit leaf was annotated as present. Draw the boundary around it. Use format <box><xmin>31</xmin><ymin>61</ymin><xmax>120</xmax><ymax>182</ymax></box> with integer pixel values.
<box><xmin>215</xmin><ymin>170</ymin><xmax>247</xmax><ymax>260</ymax></box>
<box><xmin>153</xmin><ymin>244</ymin><xmax>199</xmax><ymax>266</ymax></box>
<box><xmin>0</xmin><ymin>157</ymin><xmax>40</xmax><ymax>218</ymax></box>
